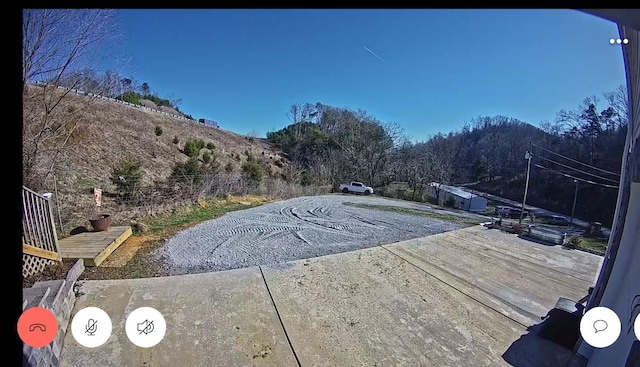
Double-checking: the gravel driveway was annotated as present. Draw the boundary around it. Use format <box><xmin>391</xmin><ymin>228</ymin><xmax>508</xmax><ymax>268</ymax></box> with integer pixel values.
<box><xmin>155</xmin><ymin>194</ymin><xmax>478</xmax><ymax>275</ymax></box>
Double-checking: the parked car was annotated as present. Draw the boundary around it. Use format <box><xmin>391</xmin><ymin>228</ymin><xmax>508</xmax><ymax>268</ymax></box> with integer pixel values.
<box><xmin>339</xmin><ymin>181</ymin><xmax>374</xmax><ymax>195</ymax></box>
<box><xmin>495</xmin><ymin>206</ymin><xmax>511</xmax><ymax>216</ymax></box>
<box><xmin>547</xmin><ymin>215</ymin><xmax>570</xmax><ymax>226</ymax></box>
<box><xmin>495</xmin><ymin>206</ymin><xmax>528</xmax><ymax>218</ymax></box>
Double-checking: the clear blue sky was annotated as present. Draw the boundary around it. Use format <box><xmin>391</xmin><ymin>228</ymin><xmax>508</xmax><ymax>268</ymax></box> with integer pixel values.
<box><xmin>110</xmin><ymin>9</ymin><xmax>626</xmax><ymax>141</ymax></box>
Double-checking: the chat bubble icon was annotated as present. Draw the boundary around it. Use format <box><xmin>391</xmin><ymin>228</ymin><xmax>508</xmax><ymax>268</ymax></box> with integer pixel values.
<box><xmin>593</xmin><ymin>319</ymin><xmax>608</xmax><ymax>333</ymax></box>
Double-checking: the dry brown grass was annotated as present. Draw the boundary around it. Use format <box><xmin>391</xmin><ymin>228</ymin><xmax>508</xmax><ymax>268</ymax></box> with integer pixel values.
<box><xmin>33</xmin><ymin>90</ymin><xmax>286</xmax><ymax>185</ymax></box>
<box><xmin>139</xmin><ymin>98</ymin><xmax>182</xmax><ymax>116</ymax></box>
<box><xmin>23</xmin><ymin>85</ymin><xmax>291</xmax><ymax>231</ymax></box>
<box><xmin>222</xmin><ymin>194</ymin><xmax>271</xmax><ymax>205</ymax></box>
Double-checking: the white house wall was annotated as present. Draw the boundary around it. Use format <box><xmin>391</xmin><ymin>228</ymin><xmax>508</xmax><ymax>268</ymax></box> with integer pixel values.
<box><xmin>585</xmin><ymin>184</ymin><xmax>640</xmax><ymax>366</ymax></box>
<box><xmin>581</xmin><ymin>23</ymin><xmax>640</xmax><ymax>366</ymax></box>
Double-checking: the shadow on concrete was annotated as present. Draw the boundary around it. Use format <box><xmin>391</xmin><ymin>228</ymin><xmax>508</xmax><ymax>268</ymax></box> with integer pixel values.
<box><xmin>503</xmin><ymin>299</ymin><xmax>587</xmax><ymax>367</ymax></box>
<box><xmin>517</xmin><ymin>234</ymin><xmax>559</xmax><ymax>247</ymax></box>
<box><xmin>502</xmin><ymin>320</ymin><xmax>575</xmax><ymax>367</ymax></box>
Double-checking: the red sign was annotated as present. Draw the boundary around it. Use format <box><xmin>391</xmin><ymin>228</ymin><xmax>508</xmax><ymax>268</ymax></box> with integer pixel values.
<box><xmin>94</xmin><ymin>188</ymin><xmax>102</xmax><ymax>207</ymax></box>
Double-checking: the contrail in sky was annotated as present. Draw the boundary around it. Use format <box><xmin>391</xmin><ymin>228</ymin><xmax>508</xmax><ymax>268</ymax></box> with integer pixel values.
<box><xmin>363</xmin><ymin>46</ymin><xmax>386</xmax><ymax>63</ymax></box>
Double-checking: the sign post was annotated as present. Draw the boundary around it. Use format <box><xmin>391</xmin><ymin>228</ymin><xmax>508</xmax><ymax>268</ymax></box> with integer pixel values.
<box><xmin>94</xmin><ymin>188</ymin><xmax>102</xmax><ymax>207</ymax></box>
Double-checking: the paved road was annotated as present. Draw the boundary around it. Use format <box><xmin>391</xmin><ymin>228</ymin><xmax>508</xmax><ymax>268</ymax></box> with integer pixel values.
<box><xmin>154</xmin><ymin>195</ymin><xmax>489</xmax><ymax>275</ymax></box>
<box><xmin>61</xmin><ymin>226</ymin><xmax>602</xmax><ymax>367</ymax></box>
<box><xmin>460</xmin><ymin>188</ymin><xmax>611</xmax><ymax>236</ymax></box>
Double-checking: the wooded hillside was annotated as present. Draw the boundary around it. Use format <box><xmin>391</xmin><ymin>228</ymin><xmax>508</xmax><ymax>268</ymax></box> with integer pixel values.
<box><xmin>267</xmin><ymin>86</ymin><xmax>628</xmax><ymax>226</ymax></box>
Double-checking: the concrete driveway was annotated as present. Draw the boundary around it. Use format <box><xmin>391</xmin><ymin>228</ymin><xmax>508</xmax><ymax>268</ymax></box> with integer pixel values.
<box><xmin>60</xmin><ymin>226</ymin><xmax>601</xmax><ymax>367</ymax></box>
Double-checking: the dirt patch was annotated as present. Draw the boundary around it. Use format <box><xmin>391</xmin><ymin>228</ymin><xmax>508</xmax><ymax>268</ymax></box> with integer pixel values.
<box><xmin>79</xmin><ymin>214</ymin><xmax>225</xmax><ymax>280</ymax></box>
<box><xmin>99</xmin><ymin>234</ymin><xmax>158</xmax><ymax>268</ymax></box>
<box><xmin>81</xmin><ymin>237</ymin><xmax>169</xmax><ymax>280</ymax></box>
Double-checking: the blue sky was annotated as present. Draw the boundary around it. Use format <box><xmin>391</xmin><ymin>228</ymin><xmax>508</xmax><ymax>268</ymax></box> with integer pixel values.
<box><xmin>110</xmin><ymin>9</ymin><xmax>626</xmax><ymax>141</ymax></box>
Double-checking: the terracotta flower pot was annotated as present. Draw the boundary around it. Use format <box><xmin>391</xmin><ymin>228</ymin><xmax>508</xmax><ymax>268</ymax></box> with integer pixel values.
<box><xmin>89</xmin><ymin>214</ymin><xmax>111</xmax><ymax>231</ymax></box>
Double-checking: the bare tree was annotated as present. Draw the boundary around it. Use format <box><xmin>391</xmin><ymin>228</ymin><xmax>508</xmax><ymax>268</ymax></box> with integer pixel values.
<box><xmin>603</xmin><ymin>84</ymin><xmax>629</xmax><ymax>130</ymax></box>
<box><xmin>168</xmin><ymin>94</ymin><xmax>183</xmax><ymax>109</ymax></box>
<box><xmin>100</xmin><ymin>69</ymin><xmax>124</xmax><ymax>98</ymax></box>
<box><xmin>393</xmin><ymin>141</ymin><xmax>429</xmax><ymax>200</ymax></box>
<box><xmin>22</xmin><ymin>9</ymin><xmax>121</xmax><ymax>188</ymax></box>
<box><xmin>22</xmin><ymin>9</ymin><xmax>119</xmax><ymax>89</ymax></box>
<box><xmin>425</xmin><ymin>133</ymin><xmax>459</xmax><ymax>186</ymax></box>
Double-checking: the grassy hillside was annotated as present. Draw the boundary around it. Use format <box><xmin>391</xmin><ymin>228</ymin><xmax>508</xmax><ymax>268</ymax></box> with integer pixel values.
<box><xmin>23</xmin><ymin>86</ymin><xmax>291</xmax><ymax>230</ymax></box>
<box><xmin>139</xmin><ymin>98</ymin><xmax>182</xmax><ymax>116</ymax></box>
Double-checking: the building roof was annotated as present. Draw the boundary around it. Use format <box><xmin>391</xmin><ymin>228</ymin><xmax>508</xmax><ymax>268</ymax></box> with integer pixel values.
<box><xmin>438</xmin><ymin>184</ymin><xmax>483</xmax><ymax>200</ymax></box>
<box><xmin>579</xmin><ymin>9</ymin><xmax>640</xmax><ymax>31</ymax></box>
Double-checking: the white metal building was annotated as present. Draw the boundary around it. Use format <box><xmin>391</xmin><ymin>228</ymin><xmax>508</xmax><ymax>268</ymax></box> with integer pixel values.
<box><xmin>428</xmin><ymin>183</ymin><xmax>488</xmax><ymax>212</ymax></box>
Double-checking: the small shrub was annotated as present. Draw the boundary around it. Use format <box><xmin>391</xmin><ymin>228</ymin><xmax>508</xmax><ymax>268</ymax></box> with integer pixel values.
<box><xmin>202</xmin><ymin>152</ymin><xmax>212</xmax><ymax>164</ymax></box>
<box><xmin>183</xmin><ymin>139</ymin><xmax>206</xmax><ymax>157</ymax></box>
<box><xmin>206</xmin><ymin>153</ymin><xmax>220</xmax><ymax>173</ymax></box>
<box><xmin>110</xmin><ymin>159</ymin><xmax>143</xmax><ymax>198</ymax></box>
<box><xmin>117</xmin><ymin>91</ymin><xmax>141</xmax><ymax>105</ymax></box>
<box><xmin>173</xmin><ymin>136</ymin><xmax>179</xmax><ymax>144</ymax></box>
<box><xmin>171</xmin><ymin>157</ymin><xmax>205</xmax><ymax>182</ymax></box>
<box><xmin>235</xmin><ymin>155</ymin><xmax>241</xmax><ymax>161</ymax></box>
<box><xmin>444</xmin><ymin>196</ymin><xmax>456</xmax><ymax>208</ymax></box>
<box><xmin>206</xmin><ymin>142</ymin><xmax>215</xmax><ymax>150</ymax></box>
<box><xmin>155</xmin><ymin>126</ymin><xmax>163</xmax><ymax>136</ymax></box>
<box><xmin>566</xmin><ymin>235</ymin><xmax>582</xmax><ymax>248</ymax></box>
<box><xmin>300</xmin><ymin>171</ymin><xmax>312</xmax><ymax>186</ymax></box>
<box><xmin>241</xmin><ymin>160</ymin><xmax>263</xmax><ymax>182</ymax></box>
<box><xmin>263</xmin><ymin>163</ymin><xmax>274</xmax><ymax>178</ymax></box>
<box><xmin>224</xmin><ymin>162</ymin><xmax>234</xmax><ymax>173</ymax></box>
<box><xmin>244</xmin><ymin>149</ymin><xmax>250</xmax><ymax>157</ymax></box>
<box><xmin>130</xmin><ymin>220</ymin><xmax>149</xmax><ymax>234</ymax></box>
<box><xmin>274</xmin><ymin>159</ymin><xmax>283</xmax><ymax>168</ymax></box>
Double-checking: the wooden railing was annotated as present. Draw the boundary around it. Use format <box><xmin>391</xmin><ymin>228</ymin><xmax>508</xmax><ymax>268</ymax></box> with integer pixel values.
<box><xmin>22</xmin><ymin>186</ymin><xmax>61</xmax><ymax>277</ymax></box>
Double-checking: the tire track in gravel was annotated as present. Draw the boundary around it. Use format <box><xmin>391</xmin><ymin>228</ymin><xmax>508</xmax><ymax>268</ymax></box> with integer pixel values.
<box><xmin>155</xmin><ymin>195</ymin><xmax>467</xmax><ymax>275</ymax></box>
<box><xmin>279</xmin><ymin>206</ymin><xmax>367</xmax><ymax>237</ymax></box>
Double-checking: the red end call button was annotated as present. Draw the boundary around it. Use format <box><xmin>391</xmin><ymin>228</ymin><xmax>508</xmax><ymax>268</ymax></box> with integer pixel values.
<box><xmin>18</xmin><ymin>307</ymin><xmax>58</xmax><ymax>347</ymax></box>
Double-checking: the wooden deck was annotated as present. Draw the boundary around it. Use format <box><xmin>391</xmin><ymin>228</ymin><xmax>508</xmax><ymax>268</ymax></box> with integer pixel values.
<box><xmin>58</xmin><ymin>226</ymin><xmax>132</xmax><ymax>266</ymax></box>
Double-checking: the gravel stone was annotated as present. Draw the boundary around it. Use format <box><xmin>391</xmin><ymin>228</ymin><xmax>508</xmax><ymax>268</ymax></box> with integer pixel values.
<box><xmin>155</xmin><ymin>195</ymin><xmax>481</xmax><ymax>275</ymax></box>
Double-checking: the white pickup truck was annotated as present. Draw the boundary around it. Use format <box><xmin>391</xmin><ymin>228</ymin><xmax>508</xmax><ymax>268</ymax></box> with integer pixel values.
<box><xmin>339</xmin><ymin>181</ymin><xmax>374</xmax><ymax>195</ymax></box>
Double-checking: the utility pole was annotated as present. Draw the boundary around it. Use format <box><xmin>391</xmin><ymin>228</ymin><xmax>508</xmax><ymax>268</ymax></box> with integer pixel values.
<box><xmin>570</xmin><ymin>179</ymin><xmax>578</xmax><ymax>227</ymax></box>
<box><xmin>519</xmin><ymin>142</ymin><xmax>533</xmax><ymax>225</ymax></box>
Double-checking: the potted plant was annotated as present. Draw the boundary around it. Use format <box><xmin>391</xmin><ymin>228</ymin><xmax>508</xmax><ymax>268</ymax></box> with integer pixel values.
<box><xmin>89</xmin><ymin>214</ymin><xmax>111</xmax><ymax>231</ymax></box>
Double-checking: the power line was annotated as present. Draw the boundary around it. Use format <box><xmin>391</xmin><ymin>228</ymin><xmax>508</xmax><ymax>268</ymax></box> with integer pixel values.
<box><xmin>533</xmin><ymin>154</ymin><xmax>620</xmax><ymax>184</ymax></box>
<box><xmin>533</xmin><ymin>163</ymin><xmax>619</xmax><ymax>189</ymax></box>
<box><xmin>531</xmin><ymin>143</ymin><xmax>621</xmax><ymax>177</ymax></box>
